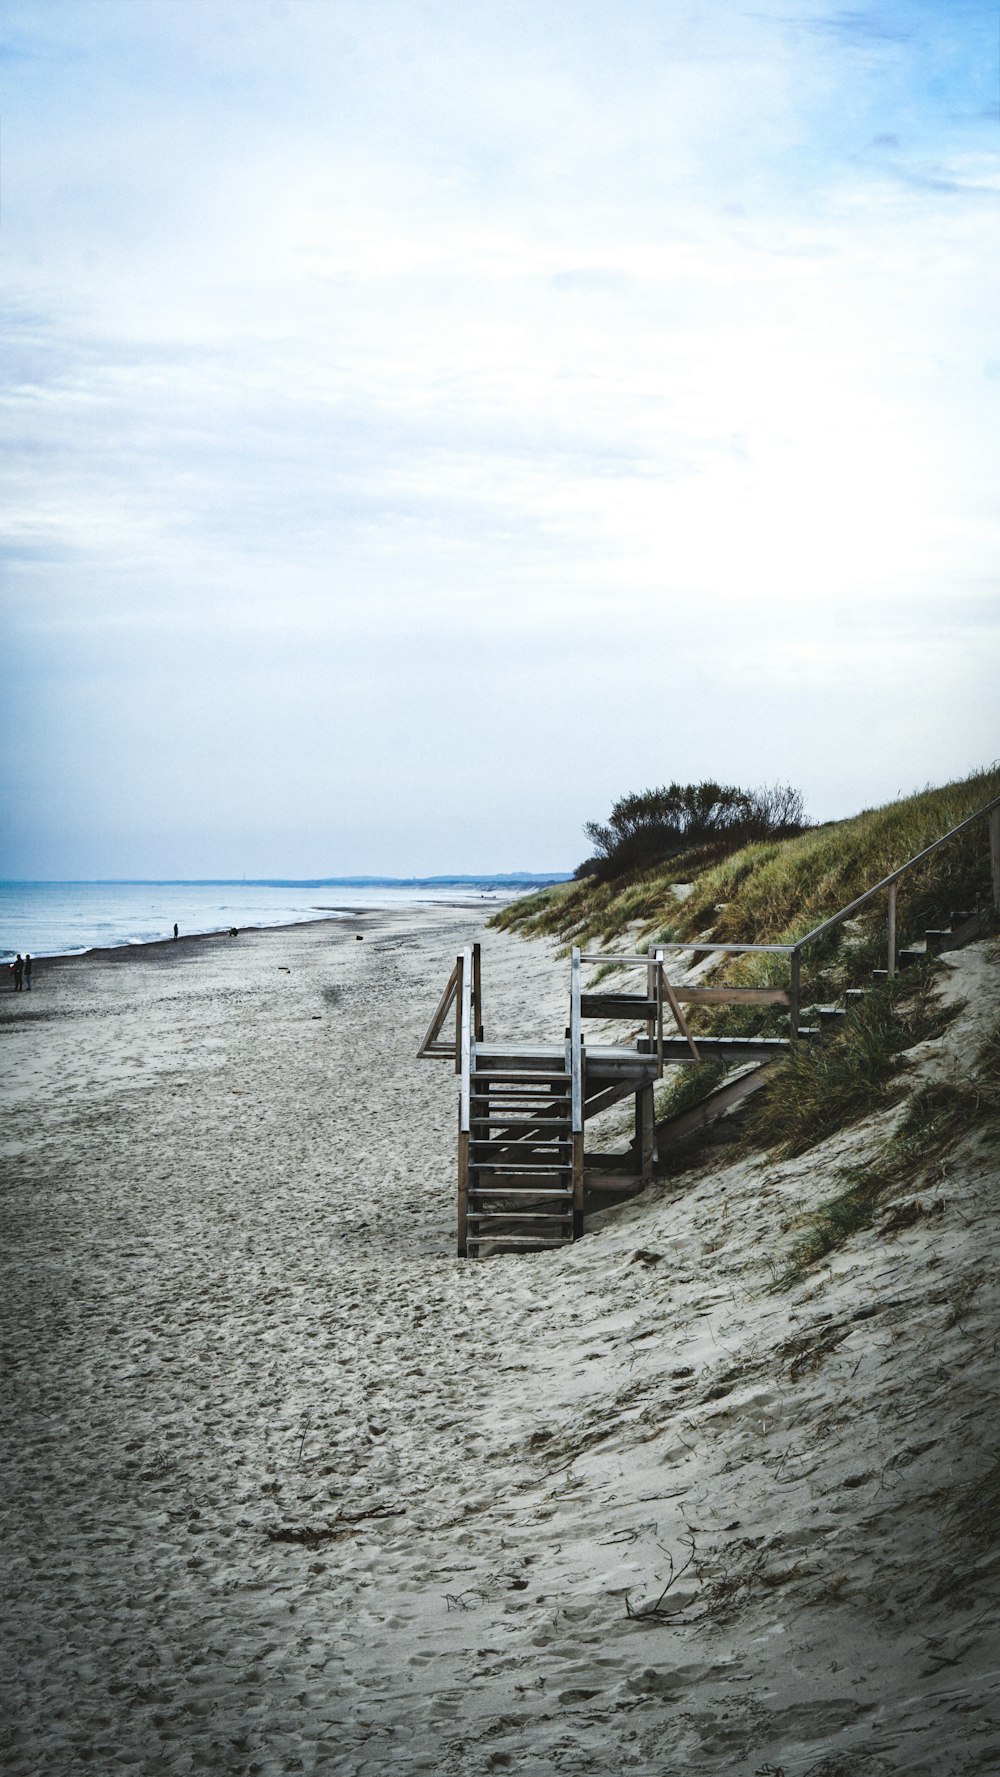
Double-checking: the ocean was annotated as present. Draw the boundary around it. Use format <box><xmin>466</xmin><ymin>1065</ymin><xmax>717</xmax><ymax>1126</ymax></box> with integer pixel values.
<box><xmin>0</xmin><ymin>878</ymin><xmax>565</xmax><ymax>961</ymax></box>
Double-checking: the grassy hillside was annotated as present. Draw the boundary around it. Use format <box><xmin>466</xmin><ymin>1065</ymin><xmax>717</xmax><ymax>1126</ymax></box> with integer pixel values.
<box><xmin>494</xmin><ymin>768</ymin><xmax>1000</xmax><ymax>972</ymax></box>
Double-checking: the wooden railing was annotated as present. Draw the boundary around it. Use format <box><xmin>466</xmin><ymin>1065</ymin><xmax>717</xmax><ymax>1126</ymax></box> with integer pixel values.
<box><xmin>417</xmin><ymin>941</ymin><xmax>483</xmax><ymax>1068</ymax></box>
<box><xmin>581</xmin><ymin>791</ymin><xmax>1000</xmax><ymax>1044</ymax></box>
<box><xmin>419</xmin><ymin>793</ymin><xmax>1000</xmax><ymax>1063</ymax></box>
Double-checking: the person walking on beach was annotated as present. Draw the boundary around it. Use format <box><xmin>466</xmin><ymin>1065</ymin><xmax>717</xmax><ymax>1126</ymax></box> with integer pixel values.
<box><xmin>24</xmin><ymin>955</ymin><xmax>32</xmax><ymax>990</ymax></box>
<box><xmin>13</xmin><ymin>954</ymin><xmax>23</xmax><ymax>990</ymax></box>
<box><xmin>173</xmin><ymin>923</ymin><xmax>179</xmax><ymax>940</ymax></box>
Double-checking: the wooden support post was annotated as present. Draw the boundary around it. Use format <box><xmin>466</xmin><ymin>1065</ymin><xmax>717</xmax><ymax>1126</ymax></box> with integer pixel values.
<box><xmin>887</xmin><ymin>881</ymin><xmax>897</xmax><ymax>979</ymax></box>
<box><xmin>646</xmin><ymin>945</ymin><xmax>657</xmax><ymax>1048</ymax></box>
<box><xmin>569</xmin><ymin>949</ymin><xmax>585</xmax><ymax>1239</ymax></box>
<box><xmin>789</xmin><ymin>948</ymin><xmax>800</xmax><ymax>1044</ymax></box>
<box><xmin>572</xmin><ymin>1131</ymin><xmax>584</xmax><ymax>1239</ymax></box>
<box><xmin>457</xmin><ymin>1127</ymin><xmax>469</xmax><ymax>1258</ymax></box>
<box><xmin>990</xmin><ymin>808</ymin><xmax>1000</xmax><ymax>915</ymax></box>
<box><xmin>454</xmin><ymin>952</ymin><xmax>465</xmax><ymax>1074</ymax></box>
<box><xmin>635</xmin><ymin>1083</ymin><xmax>655</xmax><ymax>1179</ymax></box>
<box><xmin>472</xmin><ymin>941</ymin><xmax>484</xmax><ymax>1042</ymax></box>
<box><xmin>457</xmin><ymin>947</ymin><xmax>473</xmax><ymax>1256</ymax></box>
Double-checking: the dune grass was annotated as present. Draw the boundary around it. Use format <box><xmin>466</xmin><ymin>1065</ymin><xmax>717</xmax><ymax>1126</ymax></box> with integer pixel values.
<box><xmin>772</xmin><ymin>1020</ymin><xmax>1000</xmax><ymax>1287</ymax></box>
<box><xmin>493</xmin><ymin>769</ymin><xmax>1000</xmax><ymax>970</ymax></box>
<box><xmin>740</xmin><ymin>968</ymin><xmax>958</xmax><ymax>1162</ymax></box>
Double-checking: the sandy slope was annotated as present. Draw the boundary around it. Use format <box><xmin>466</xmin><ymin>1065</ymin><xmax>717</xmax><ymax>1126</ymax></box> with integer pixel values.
<box><xmin>1</xmin><ymin>910</ymin><xmax>998</xmax><ymax>1776</ymax></box>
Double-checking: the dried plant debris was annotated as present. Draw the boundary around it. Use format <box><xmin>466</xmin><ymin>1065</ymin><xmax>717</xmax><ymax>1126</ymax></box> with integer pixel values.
<box><xmin>266</xmin><ymin>1504</ymin><xmax>405</xmax><ymax>1547</ymax></box>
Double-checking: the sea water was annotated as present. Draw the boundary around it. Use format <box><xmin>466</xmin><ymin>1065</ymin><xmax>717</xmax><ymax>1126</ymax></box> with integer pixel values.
<box><xmin>0</xmin><ymin>879</ymin><xmax>558</xmax><ymax>961</ymax></box>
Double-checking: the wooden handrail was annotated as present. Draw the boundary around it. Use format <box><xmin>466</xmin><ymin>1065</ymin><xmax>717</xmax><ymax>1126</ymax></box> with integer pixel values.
<box><xmin>579</xmin><ymin>945</ymin><xmax>794</xmax><ymax>960</ymax></box>
<box><xmin>794</xmin><ymin>791</ymin><xmax>1000</xmax><ymax>954</ymax></box>
<box><xmin>579</xmin><ymin>790</ymin><xmax>1000</xmax><ymax>1029</ymax></box>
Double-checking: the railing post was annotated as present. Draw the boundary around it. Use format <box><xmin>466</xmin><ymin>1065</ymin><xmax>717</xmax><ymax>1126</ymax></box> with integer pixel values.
<box><xmin>570</xmin><ymin>948</ymin><xmax>584</xmax><ymax>1238</ymax></box>
<box><xmin>789</xmin><ymin>947</ymin><xmax>800</xmax><ymax>1043</ymax></box>
<box><xmin>887</xmin><ymin>882</ymin><xmax>897</xmax><ymax>978</ymax></box>
<box><xmin>459</xmin><ymin>947</ymin><xmax>473</xmax><ymax>1123</ymax></box>
<box><xmin>453</xmin><ymin>952</ymin><xmax>464</xmax><ymax>1072</ymax></box>
<box><xmin>646</xmin><ymin>944</ymin><xmax>658</xmax><ymax>1049</ymax></box>
<box><xmin>990</xmin><ymin>808</ymin><xmax>1000</xmax><ymax>915</ymax></box>
<box><xmin>456</xmin><ymin>948</ymin><xmax>474</xmax><ymax>1257</ymax></box>
<box><xmin>472</xmin><ymin>941</ymin><xmax>484</xmax><ymax>1041</ymax></box>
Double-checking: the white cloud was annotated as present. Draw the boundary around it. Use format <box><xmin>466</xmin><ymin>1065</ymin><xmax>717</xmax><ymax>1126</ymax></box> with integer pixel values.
<box><xmin>1</xmin><ymin>0</ymin><xmax>998</xmax><ymax>872</ymax></box>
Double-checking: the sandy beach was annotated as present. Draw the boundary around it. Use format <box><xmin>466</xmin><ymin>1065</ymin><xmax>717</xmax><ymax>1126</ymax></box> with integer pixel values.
<box><xmin>2</xmin><ymin>908</ymin><xmax>998</xmax><ymax>1776</ymax></box>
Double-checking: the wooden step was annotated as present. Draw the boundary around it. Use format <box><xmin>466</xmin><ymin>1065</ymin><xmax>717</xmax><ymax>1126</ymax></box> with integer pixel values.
<box><xmin>468</xmin><ymin>1209</ymin><xmax>572</xmax><ymax>1223</ymax></box>
<box><xmin>817</xmin><ymin>1005</ymin><xmax>847</xmax><ymax>1027</ymax></box>
<box><xmin>472</xmin><ymin>1144</ymin><xmax>575</xmax><ymax>1158</ymax></box>
<box><xmin>470</xmin><ymin>1186</ymin><xmax>573</xmax><ymax>1199</ymax></box>
<box><xmin>471</xmin><ymin>1157</ymin><xmax>571</xmax><ymax>1171</ymax></box>
<box><xmin>470</xmin><ymin>1172</ymin><xmax>571</xmax><ymax>1188</ymax></box>
<box><xmin>471</xmin><ymin>1089</ymin><xmax>570</xmax><ymax>1101</ymax></box>
<box><xmin>470</xmin><ymin>1116</ymin><xmax>570</xmax><ymax>1128</ymax></box>
<box><xmin>472</xmin><ymin>1087</ymin><xmax>571</xmax><ymax>1101</ymax></box>
<box><xmin>467</xmin><ymin>1235</ymin><xmax>573</xmax><ymax>1249</ymax></box>
<box><xmin>897</xmin><ymin>948</ymin><xmax>926</xmax><ymax>970</ymax></box>
<box><xmin>845</xmin><ymin>988</ymin><xmax>867</xmax><ymax>1004</ymax></box>
<box><xmin>471</xmin><ymin>1070</ymin><xmax>569</xmax><ymax>1084</ymax></box>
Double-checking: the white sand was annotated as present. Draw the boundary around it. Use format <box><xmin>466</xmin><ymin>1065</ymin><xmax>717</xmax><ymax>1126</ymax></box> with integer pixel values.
<box><xmin>1</xmin><ymin>910</ymin><xmax>998</xmax><ymax>1776</ymax></box>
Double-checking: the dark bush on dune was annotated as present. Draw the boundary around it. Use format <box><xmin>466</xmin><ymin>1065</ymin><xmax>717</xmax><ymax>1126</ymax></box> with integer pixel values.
<box><xmin>580</xmin><ymin>781</ymin><xmax>806</xmax><ymax>883</ymax></box>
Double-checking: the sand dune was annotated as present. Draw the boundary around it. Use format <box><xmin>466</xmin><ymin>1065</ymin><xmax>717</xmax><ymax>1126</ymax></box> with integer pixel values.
<box><xmin>1</xmin><ymin>909</ymin><xmax>998</xmax><ymax>1775</ymax></box>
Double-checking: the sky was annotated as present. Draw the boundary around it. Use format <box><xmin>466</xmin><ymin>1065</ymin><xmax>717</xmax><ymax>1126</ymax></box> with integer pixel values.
<box><xmin>1</xmin><ymin>0</ymin><xmax>997</xmax><ymax>877</ymax></box>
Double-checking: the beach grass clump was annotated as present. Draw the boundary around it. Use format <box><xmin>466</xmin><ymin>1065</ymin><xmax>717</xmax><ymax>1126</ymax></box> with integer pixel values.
<box><xmin>772</xmin><ymin>1021</ymin><xmax>1000</xmax><ymax>1286</ymax></box>
<box><xmin>741</xmin><ymin>970</ymin><xmax>957</xmax><ymax>1162</ymax></box>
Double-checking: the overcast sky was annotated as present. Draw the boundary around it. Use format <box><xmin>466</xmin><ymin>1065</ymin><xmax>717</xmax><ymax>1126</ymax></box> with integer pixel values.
<box><xmin>1</xmin><ymin>0</ymin><xmax>997</xmax><ymax>877</ymax></box>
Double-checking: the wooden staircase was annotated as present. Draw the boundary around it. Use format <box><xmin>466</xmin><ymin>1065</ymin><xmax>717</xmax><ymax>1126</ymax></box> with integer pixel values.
<box><xmin>464</xmin><ymin>1066</ymin><xmax>579</xmax><ymax>1256</ymax></box>
<box><xmin>418</xmin><ymin>792</ymin><xmax>1000</xmax><ymax>1257</ymax></box>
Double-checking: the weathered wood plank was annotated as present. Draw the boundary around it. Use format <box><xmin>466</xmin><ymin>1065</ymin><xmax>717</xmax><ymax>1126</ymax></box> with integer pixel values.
<box><xmin>671</xmin><ymin>985</ymin><xmax>791</xmax><ymax>1006</ymax></box>
<box><xmin>459</xmin><ymin>950</ymin><xmax>473</xmax><ymax>1134</ymax></box>
<box><xmin>457</xmin><ymin>1127</ymin><xmax>469</xmax><ymax>1258</ymax></box>
<box><xmin>572</xmin><ymin>1130</ymin><xmax>585</xmax><ymax>1238</ymax></box>
<box><xmin>472</xmin><ymin>940</ymin><xmax>484</xmax><ymax>1042</ymax></box>
<box><xmin>570</xmin><ymin>948</ymin><xmax>583</xmax><ymax>1136</ymax></box>
<box><xmin>635</xmin><ymin>1082</ymin><xmax>656</xmax><ymax>1179</ymax></box>
<box><xmin>660</xmin><ymin>968</ymin><xmax>701</xmax><ymax>1063</ymax></box>
<box><xmin>580</xmin><ymin>994</ymin><xmax>658</xmax><ymax>1020</ymax></box>
<box><xmin>416</xmin><ymin>958</ymin><xmax>459</xmax><ymax>1059</ymax></box>
<box><xmin>657</xmin><ymin>1061</ymin><xmax>778</xmax><ymax>1150</ymax></box>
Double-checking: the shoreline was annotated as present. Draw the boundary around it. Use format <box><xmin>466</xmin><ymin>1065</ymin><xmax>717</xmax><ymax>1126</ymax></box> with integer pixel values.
<box><xmin>1</xmin><ymin>893</ymin><xmax>510</xmax><ymax>971</ymax></box>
